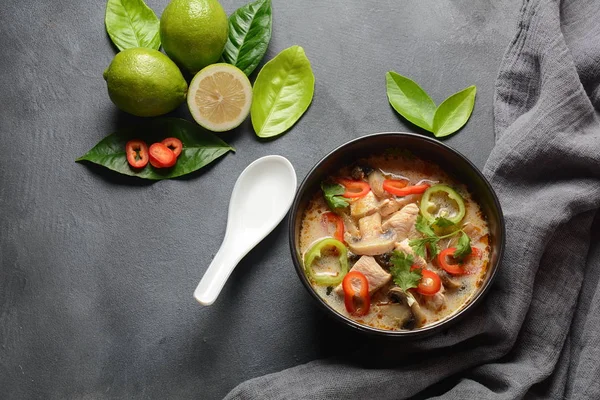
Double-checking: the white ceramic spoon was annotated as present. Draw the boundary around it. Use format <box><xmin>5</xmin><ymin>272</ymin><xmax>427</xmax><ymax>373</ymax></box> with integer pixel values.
<box><xmin>194</xmin><ymin>155</ymin><xmax>297</xmax><ymax>305</ymax></box>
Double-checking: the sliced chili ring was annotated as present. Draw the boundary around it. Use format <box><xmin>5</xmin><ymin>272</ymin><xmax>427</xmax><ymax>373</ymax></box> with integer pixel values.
<box><xmin>148</xmin><ymin>143</ymin><xmax>177</xmax><ymax>168</ymax></box>
<box><xmin>303</xmin><ymin>238</ymin><xmax>349</xmax><ymax>286</ymax></box>
<box><xmin>125</xmin><ymin>139</ymin><xmax>149</xmax><ymax>168</ymax></box>
<box><xmin>382</xmin><ymin>180</ymin><xmax>430</xmax><ymax>196</ymax></box>
<box><xmin>322</xmin><ymin>212</ymin><xmax>345</xmax><ymax>242</ymax></box>
<box><xmin>416</xmin><ymin>269</ymin><xmax>442</xmax><ymax>296</ymax></box>
<box><xmin>438</xmin><ymin>246</ymin><xmax>481</xmax><ymax>275</ymax></box>
<box><xmin>342</xmin><ymin>271</ymin><xmax>370</xmax><ymax>316</ymax></box>
<box><xmin>420</xmin><ymin>184</ymin><xmax>466</xmax><ymax>224</ymax></box>
<box><xmin>161</xmin><ymin>137</ymin><xmax>183</xmax><ymax>158</ymax></box>
<box><xmin>337</xmin><ymin>178</ymin><xmax>370</xmax><ymax>198</ymax></box>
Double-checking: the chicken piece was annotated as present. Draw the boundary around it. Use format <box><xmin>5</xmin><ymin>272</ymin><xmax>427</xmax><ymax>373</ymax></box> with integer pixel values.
<box><xmin>420</xmin><ymin>290</ymin><xmax>447</xmax><ymax>312</ymax></box>
<box><xmin>378</xmin><ymin>198</ymin><xmax>402</xmax><ymax>217</ymax></box>
<box><xmin>395</xmin><ymin>238</ymin><xmax>426</xmax><ymax>268</ymax></box>
<box><xmin>382</xmin><ymin>203</ymin><xmax>419</xmax><ymax>241</ymax></box>
<box><xmin>379</xmin><ymin>194</ymin><xmax>423</xmax><ymax>217</ymax></box>
<box><xmin>350</xmin><ymin>191</ymin><xmax>379</xmax><ymax>218</ymax></box>
<box><xmin>346</xmin><ymin>213</ymin><xmax>397</xmax><ymax>256</ymax></box>
<box><xmin>335</xmin><ymin>255</ymin><xmax>391</xmax><ymax>296</ymax></box>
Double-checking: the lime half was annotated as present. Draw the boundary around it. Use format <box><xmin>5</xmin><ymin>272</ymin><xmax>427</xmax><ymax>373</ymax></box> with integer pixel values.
<box><xmin>187</xmin><ymin>63</ymin><xmax>252</xmax><ymax>132</ymax></box>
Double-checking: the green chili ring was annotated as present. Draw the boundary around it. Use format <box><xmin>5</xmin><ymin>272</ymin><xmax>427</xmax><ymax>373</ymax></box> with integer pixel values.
<box><xmin>303</xmin><ymin>238</ymin><xmax>349</xmax><ymax>286</ymax></box>
<box><xmin>420</xmin><ymin>184</ymin><xmax>466</xmax><ymax>224</ymax></box>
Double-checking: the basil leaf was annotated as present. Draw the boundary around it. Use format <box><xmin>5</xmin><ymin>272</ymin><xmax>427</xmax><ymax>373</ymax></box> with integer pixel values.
<box><xmin>251</xmin><ymin>45</ymin><xmax>315</xmax><ymax>138</ymax></box>
<box><xmin>105</xmin><ymin>0</ymin><xmax>160</xmax><ymax>51</ymax></box>
<box><xmin>453</xmin><ymin>232</ymin><xmax>472</xmax><ymax>260</ymax></box>
<box><xmin>321</xmin><ymin>182</ymin><xmax>349</xmax><ymax>210</ymax></box>
<box><xmin>222</xmin><ymin>0</ymin><xmax>272</xmax><ymax>76</ymax></box>
<box><xmin>386</xmin><ymin>71</ymin><xmax>437</xmax><ymax>131</ymax></box>
<box><xmin>432</xmin><ymin>85</ymin><xmax>477</xmax><ymax>138</ymax></box>
<box><xmin>390</xmin><ymin>251</ymin><xmax>422</xmax><ymax>292</ymax></box>
<box><xmin>76</xmin><ymin>118</ymin><xmax>234</xmax><ymax>180</ymax></box>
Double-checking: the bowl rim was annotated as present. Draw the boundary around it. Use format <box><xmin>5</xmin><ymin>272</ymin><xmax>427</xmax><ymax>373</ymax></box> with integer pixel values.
<box><xmin>288</xmin><ymin>131</ymin><xmax>505</xmax><ymax>338</ymax></box>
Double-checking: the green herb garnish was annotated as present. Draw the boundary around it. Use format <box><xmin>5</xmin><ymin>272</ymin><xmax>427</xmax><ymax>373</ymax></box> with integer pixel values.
<box><xmin>453</xmin><ymin>232</ymin><xmax>472</xmax><ymax>260</ymax></box>
<box><xmin>390</xmin><ymin>251</ymin><xmax>422</xmax><ymax>292</ymax></box>
<box><xmin>410</xmin><ymin>215</ymin><xmax>471</xmax><ymax>260</ymax></box>
<box><xmin>321</xmin><ymin>182</ymin><xmax>349</xmax><ymax>210</ymax></box>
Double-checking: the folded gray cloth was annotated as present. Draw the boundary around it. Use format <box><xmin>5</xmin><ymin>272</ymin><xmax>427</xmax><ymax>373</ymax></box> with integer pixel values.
<box><xmin>225</xmin><ymin>0</ymin><xmax>600</xmax><ymax>398</ymax></box>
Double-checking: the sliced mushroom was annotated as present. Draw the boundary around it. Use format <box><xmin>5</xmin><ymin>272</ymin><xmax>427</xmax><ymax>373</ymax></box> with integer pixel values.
<box><xmin>350</xmin><ymin>191</ymin><xmax>379</xmax><ymax>218</ymax></box>
<box><xmin>367</xmin><ymin>169</ymin><xmax>388</xmax><ymax>198</ymax></box>
<box><xmin>351</xmin><ymin>165</ymin><xmax>372</xmax><ymax>180</ymax></box>
<box><xmin>389</xmin><ymin>286</ymin><xmax>427</xmax><ymax>328</ymax></box>
<box><xmin>346</xmin><ymin>213</ymin><xmax>397</xmax><ymax>256</ymax></box>
<box><xmin>339</xmin><ymin>212</ymin><xmax>359</xmax><ymax>237</ymax></box>
<box><xmin>438</xmin><ymin>270</ymin><xmax>462</xmax><ymax>290</ymax></box>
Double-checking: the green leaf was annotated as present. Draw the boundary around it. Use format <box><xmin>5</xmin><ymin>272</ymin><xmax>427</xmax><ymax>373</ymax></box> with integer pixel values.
<box><xmin>432</xmin><ymin>85</ymin><xmax>476</xmax><ymax>138</ymax></box>
<box><xmin>390</xmin><ymin>251</ymin><xmax>422</xmax><ymax>292</ymax></box>
<box><xmin>433</xmin><ymin>217</ymin><xmax>456</xmax><ymax>228</ymax></box>
<box><xmin>105</xmin><ymin>0</ymin><xmax>160</xmax><ymax>51</ymax></box>
<box><xmin>386</xmin><ymin>71</ymin><xmax>437</xmax><ymax>131</ymax></box>
<box><xmin>222</xmin><ymin>0</ymin><xmax>272</xmax><ymax>76</ymax></box>
<box><xmin>415</xmin><ymin>215</ymin><xmax>436</xmax><ymax>237</ymax></box>
<box><xmin>453</xmin><ymin>232</ymin><xmax>472</xmax><ymax>260</ymax></box>
<box><xmin>251</xmin><ymin>45</ymin><xmax>315</xmax><ymax>138</ymax></box>
<box><xmin>409</xmin><ymin>237</ymin><xmax>438</xmax><ymax>259</ymax></box>
<box><xmin>321</xmin><ymin>182</ymin><xmax>349</xmax><ymax>210</ymax></box>
<box><xmin>76</xmin><ymin>118</ymin><xmax>234</xmax><ymax>180</ymax></box>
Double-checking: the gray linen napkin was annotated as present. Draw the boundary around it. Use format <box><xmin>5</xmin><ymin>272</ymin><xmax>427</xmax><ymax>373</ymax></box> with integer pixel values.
<box><xmin>225</xmin><ymin>0</ymin><xmax>600</xmax><ymax>398</ymax></box>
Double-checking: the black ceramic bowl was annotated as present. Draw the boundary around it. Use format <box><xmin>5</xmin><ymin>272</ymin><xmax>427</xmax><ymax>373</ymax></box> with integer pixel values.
<box><xmin>288</xmin><ymin>133</ymin><xmax>505</xmax><ymax>338</ymax></box>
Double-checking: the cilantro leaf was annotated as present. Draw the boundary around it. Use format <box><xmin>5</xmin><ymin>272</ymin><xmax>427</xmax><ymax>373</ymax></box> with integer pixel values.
<box><xmin>433</xmin><ymin>217</ymin><xmax>456</xmax><ymax>228</ymax></box>
<box><xmin>321</xmin><ymin>182</ymin><xmax>349</xmax><ymax>210</ymax></box>
<box><xmin>453</xmin><ymin>231</ymin><xmax>472</xmax><ymax>260</ymax></box>
<box><xmin>390</xmin><ymin>250</ymin><xmax>422</xmax><ymax>292</ymax></box>
<box><xmin>409</xmin><ymin>237</ymin><xmax>439</xmax><ymax>258</ymax></box>
<box><xmin>415</xmin><ymin>215</ymin><xmax>436</xmax><ymax>237</ymax></box>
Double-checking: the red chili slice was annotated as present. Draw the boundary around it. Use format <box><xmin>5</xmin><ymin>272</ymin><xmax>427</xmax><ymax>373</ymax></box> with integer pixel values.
<box><xmin>125</xmin><ymin>139</ymin><xmax>149</xmax><ymax>168</ymax></box>
<box><xmin>322</xmin><ymin>212</ymin><xmax>344</xmax><ymax>242</ymax></box>
<box><xmin>383</xmin><ymin>180</ymin><xmax>429</xmax><ymax>196</ymax></box>
<box><xmin>416</xmin><ymin>269</ymin><xmax>442</xmax><ymax>296</ymax></box>
<box><xmin>161</xmin><ymin>137</ymin><xmax>183</xmax><ymax>158</ymax></box>
<box><xmin>148</xmin><ymin>143</ymin><xmax>177</xmax><ymax>168</ymax></box>
<box><xmin>437</xmin><ymin>247</ymin><xmax>481</xmax><ymax>275</ymax></box>
<box><xmin>342</xmin><ymin>271</ymin><xmax>370</xmax><ymax>316</ymax></box>
<box><xmin>337</xmin><ymin>179</ymin><xmax>370</xmax><ymax>198</ymax></box>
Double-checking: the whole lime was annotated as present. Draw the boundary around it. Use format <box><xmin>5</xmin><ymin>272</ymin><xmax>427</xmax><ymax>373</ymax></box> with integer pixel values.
<box><xmin>103</xmin><ymin>48</ymin><xmax>188</xmax><ymax>117</ymax></box>
<box><xmin>160</xmin><ymin>0</ymin><xmax>229</xmax><ymax>74</ymax></box>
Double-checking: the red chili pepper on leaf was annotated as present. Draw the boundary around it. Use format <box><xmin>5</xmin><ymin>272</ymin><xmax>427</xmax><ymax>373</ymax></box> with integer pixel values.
<box><xmin>149</xmin><ymin>142</ymin><xmax>177</xmax><ymax>168</ymax></box>
<box><xmin>125</xmin><ymin>139</ymin><xmax>149</xmax><ymax>168</ymax></box>
<box><xmin>161</xmin><ymin>137</ymin><xmax>183</xmax><ymax>158</ymax></box>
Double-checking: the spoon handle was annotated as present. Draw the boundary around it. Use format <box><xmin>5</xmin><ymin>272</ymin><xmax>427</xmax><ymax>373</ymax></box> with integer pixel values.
<box><xmin>194</xmin><ymin>241</ymin><xmax>242</xmax><ymax>305</ymax></box>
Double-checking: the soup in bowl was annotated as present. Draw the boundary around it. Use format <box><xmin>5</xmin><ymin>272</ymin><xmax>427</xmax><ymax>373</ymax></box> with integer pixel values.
<box><xmin>289</xmin><ymin>133</ymin><xmax>504</xmax><ymax>338</ymax></box>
